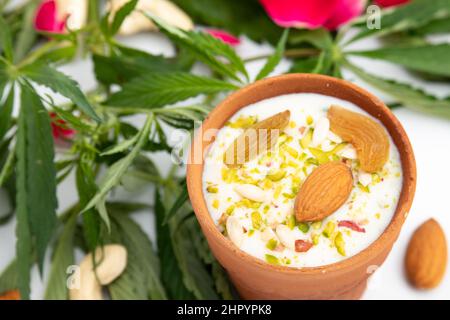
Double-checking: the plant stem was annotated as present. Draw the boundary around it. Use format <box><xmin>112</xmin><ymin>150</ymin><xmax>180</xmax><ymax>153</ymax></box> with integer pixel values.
<box><xmin>243</xmin><ymin>48</ymin><xmax>320</xmax><ymax>63</ymax></box>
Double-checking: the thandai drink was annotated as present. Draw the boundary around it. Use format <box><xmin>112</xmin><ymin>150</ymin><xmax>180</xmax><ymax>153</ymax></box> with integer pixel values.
<box><xmin>202</xmin><ymin>93</ymin><xmax>402</xmax><ymax>268</ymax></box>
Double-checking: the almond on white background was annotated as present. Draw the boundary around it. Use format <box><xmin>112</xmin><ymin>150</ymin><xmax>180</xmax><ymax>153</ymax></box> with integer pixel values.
<box><xmin>226</xmin><ymin>216</ymin><xmax>245</xmax><ymax>248</ymax></box>
<box><xmin>312</xmin><ymin>117</ymin><xmax>329</xmax><ymax>146</ymax></box>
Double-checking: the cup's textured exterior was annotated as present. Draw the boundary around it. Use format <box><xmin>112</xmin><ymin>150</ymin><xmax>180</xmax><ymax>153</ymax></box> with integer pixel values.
<box><xmin>186</xmin><ymin>74</ymin><xmax>416</xmax><ymax>300</ymax></box>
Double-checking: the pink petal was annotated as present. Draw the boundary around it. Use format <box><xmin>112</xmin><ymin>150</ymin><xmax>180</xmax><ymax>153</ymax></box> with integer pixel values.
<box><xmin>50</xmin><ymin>113</ymin><xmax>75</xmax><ymax>139</ymax></box>
<box><xmin>324</xmin><ymin>0</ymin><xmax>366</xmax><ymax>30</ymax></box>
<box><xmin>259</xmin><ymin>0</ymin><xmax>340</xmax><ymax>29</ymax></box>
<box><xmin>206</xmin><ymin>29</ymin><xmax>240</xmax><ymax>46</ymax></box>
<box><xmin>374</xmin><ymin>0</ymin><xmax>410</xmax><ymax>8</ymax></box>
<box><xmin>34</xmin><ymin>0</ymin><xmax>65</xmax><ymax>33</ymax></box>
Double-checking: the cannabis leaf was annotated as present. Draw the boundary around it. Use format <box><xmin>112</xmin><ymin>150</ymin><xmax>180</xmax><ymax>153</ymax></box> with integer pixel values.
<box><xmin>20</xmin><ymin>62</ymin><xmax>101</xmax><ymax>122</ymax></box>
<box><xmin>44</xmin><ymin>214</ymin><xmax>77</xmax><ymax>300</ymax></box>
<box><xmin>107</xmin><ymin>72</ymin><xmax>239</xmax><ymax>109</ymax></box>
<box><xmin>349</xmin><ymin>0</ymin><xmax>450</xmax><ymax>43</ymax></box>
<box><xmin>0</xmin><ymin>260</ymin><xmax>18</xmax><ymax>294</ymax></box>
<box><xmin>255</xmin><ymin>29</ymin><xmax>289</xmax><ymax>81</ymax></box>
<box><xmin>344</xmin><ymin>60</ymin><xmax>450</xmax><ymax>119</ymax></box>
<box><xmin>82</xmin><ymin>115</ymin><xmax>153</xmax><ymax>224</ymax></box>
<box><xmin>109</xmin><ymin>0</ymin><xmax>138</xmax><ymax>36</ymax></box>
<box><xmin>348</xmin><ymin>44</ymin><xmax>450</xmax><ymax>77</ymax></box>
<box><xmin>154</xmin><ymin>188</ymin><xmax>194</xmax><ymax>299</ymax></box>
<box><xmin>15</xmin><ymin>84</ymin><xmax>58</xmax><ymax>299</ymax></box>
<box><xmin>107</xmin><ymin>212</ymin><xmax>167</xmax><ymax>299</ymax></box>
<box><xmin>0</xmin><ymin>15</ymin><xmax>13</xmax><ymax>62</ymax></box>
<box><xmin>0</xmin><ymin>86</ymin><xmax>14</xmax><ymax>142</ymax></box>
<box><xmin>144</xmin><ymin>13</ymin><xmax>245</xmax><ymax>82</ymax></box>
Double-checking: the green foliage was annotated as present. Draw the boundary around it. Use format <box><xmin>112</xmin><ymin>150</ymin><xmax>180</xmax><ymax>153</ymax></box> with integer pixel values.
<box><xmin>348</xmin><ymin>44</ymin><xmax>450</xmax><ymax>77</ymax></box>
<box><xmin>107</xmin><ymin>72</ymin><xmax>239</xmax><ymax>109</ymax></box>
<box><xmin>255</xmin><ymin>29</ymin><xmax>289</xmax><ymax>80</ymax></box>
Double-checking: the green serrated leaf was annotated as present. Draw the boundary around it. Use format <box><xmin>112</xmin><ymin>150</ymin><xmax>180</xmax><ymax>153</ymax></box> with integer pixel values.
<box><xmin>101</xmin><ymin>134</ymin><xmax>139</xmax><ymax>156</ymax></box>
<box><xmin>44</xmin><ymin>213</ymin><xmax>77</xmax><ymax>300</ymax></box>
<box><xmin>344</xmin><ymin>59</ymin><xmax>450</xmax><ymax>119</ymax></box>
<box><xmin>107</xmin><ymin>213</ymin><xmax>167</xmax><ymax>299</ymax></box>
<box><xmin>107</xmin><ymin>72</ymin><xmax>238</xmax><ymax>109</ymax></box>
<box><xmin>0</xmin><ymin>85</ymin><xmax>14</xmax><ymax>142</ymax></box>
<box><xmin>164</xmin><ymin>180</ymin><xmax>188</xmax><ymax>224</ymax></box>
<box><xmin>144</xmin><ymin>13</ymin><xmax>243</xmax><ymax>82</ymax></box>
<box><xmin>93</xmin><ymin>53</ymin><xmax>180</xmax><ymax>85</ymax></box>
<box><xmin>109</xmin><ymin>0</ymin><xmax>138</xmax><ymax>36</ymax></box>
<box><xmin>347</xmin><ymin>44</ymin><xmax>450</xmax><ymax>77</ymax></box>
<box><xmin>154</xmin><ymin>188</ymin><xmax>194</xmax><ymax>299</ymax></box>
<box><xmin>255</xmin><ymin>29</ymin><xmax>289</xmax><ymax>81</ymax></box>
<box><xmin>13</xmin><ymin>1</ymin><xmax>38</xmax><ymax>62</ymax></box>
<box><xmin>0</xmin><ymin>260</ymin><xmax>18</xmax><ymax>294</ymax></box>
<box><xmin>17</xmin><ymin>84</ymin><xmax>58</xmax><ymax>278</ymax></box>
<box><xmin>416</xmin><ymin>17</ymin><xmax>450</xmax><ymax>35</ymax></box>
<box><xmin>83</xmin><ymin>115</ymin><xmax>153</xmax><ymax>213</ymax></box>
<box><xmin>349</xmin><ymin>0</ymin><xmax>450</xmax><ymax>43</ymax></box>
<box><xmin>0</xmin><ymin>15</ymin><xmax>14</xmax><ymax>62</ymax></box>
<box><xmin>171</xmin><ymin>0</ymin><xmax>283</xmax><ymax>44</ymax></box>
<box><xmin>20</xmin><ymin>63</ymin><xmax>101</xmax><ymax>122</ymax></box>
<box><xmin>76</xmin><ymin>161</ymin><xmax>101</xmax><ymax>251</ymax></box>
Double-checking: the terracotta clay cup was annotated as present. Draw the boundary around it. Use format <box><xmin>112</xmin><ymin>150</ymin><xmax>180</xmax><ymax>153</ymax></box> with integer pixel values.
<box><xmin>186</xmin><ymin>74</ymin><xmax>416</xmax><ymax>300</ymax></box>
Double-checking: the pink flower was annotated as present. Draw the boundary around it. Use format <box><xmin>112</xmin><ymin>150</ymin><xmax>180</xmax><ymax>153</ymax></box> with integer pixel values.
<box><xmin>206</xmin><ymin>29</ymin><xmax>240</xmax><ymax>46</ymax></box>
<box><xmin>50</xmin><ymin>113</ymin><xmax>75</xmax><ymax>140</ymax></box>
<box><xmin>259</xmin><ymin>0</ymin><xmax>366</xmax><ymax>30</ymax></box>
<box><xmin>34</xmin><ymin>0</ymin><xmax>66</xmax><ymax>33</ymax></box>
<box><xmin>374</xmin><ymin>0</ymin><xmax>410</xmax><ymax>8</ymax></box>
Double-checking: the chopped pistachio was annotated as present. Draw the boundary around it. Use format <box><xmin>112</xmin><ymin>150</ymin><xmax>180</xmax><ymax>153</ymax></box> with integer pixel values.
<box><xmin>309</xmin><ymin>147</ymin><xmax>330</xmax><ymax>164</ymax></box>
<box><xmin>206</xmin><ymin>185</ymin><xmax>218</xmax><ymax>193</ymax></box>
<box><xmin>248</xmin><ymin>229</ymin><xmax>255</xmax><ymax>237</ymax></box>
<box><xmin>311</xmin><ymin>221</ymin><xmax>322</xmax><ymax>230</ymax></box>
<box><xmin>300</xmin><ymin>128</ymin><xmax>313</xmax><ymax>149</ymax></box>
<box><xmin>358</xmin><ymin>182</ymin><xmax>370</xmax><ymax>193</ymax></box>
<box><xmin>287</xmin><ymin>215</ymin><xmax>296</xmax><ymax>230</ymax></box>
<box><xmin>251</xmin><ymin>211</ymin><xmax>263</xmax><ymax>230</ymax></box>
<box><xmin>305</xmin><ymin>158</ymin><xmax>319</xmax><ymax>166</ymax></box>
<box><xmin>212</xmin><ymin>199</ymin><xmax>219</xmax><ymax>209</ymax></box>
<box><xmin>335</xmin><ymin>232</ymin><xmax>346</xmax><ymax>256</ymax></box>
<box><xmin>312</xmin><ymin>233</ymin><xmax>320</xmax><ymax>245</ymax></box>
<box><xmin>225</xmin><ymin>205</ymin><xmax>235</xmax><ymax>215</ymax></box>
<box><xmin>282</xmin><ymin>192</ymin><xmax>296</xmax><ymax>199</ymax></box>
<box><xmin>227</xmin><ymin>115</ymin><xmax>257</xmax><ymax>129</ymax></box>
<box><xmin>267</xmin><ymin>169</ymin><xmax>286</xmax><ymax>181</ymax></box>
<box><xmin>263</xmin><ymin>204</ymin><xmax>270</xmax><ymax>213</ymax></box>
<box><xmin>266</xmin><ymin>238</ymin><xmax>278</xmax><ymax>250</ymax></box>
<box><xmin>289</xmin><ymin>121</ymin><xmax>296</xmax><ymax>128</ymax></box>
<box><xmin>306</xmin><ymin>115</ymin><xmax>314</xmax><ymax>125</ymax></box>
<box><xmin>298</xmin><ymin>222</ymin><xmax>310</xmax><ymax>233</ymax></box>
<box><xmin>265</xmin><ymin>254</ymin><xmax>280</xmax><ymax>265</ymax></box>
<box><xmin>322</xmin><ymin>221</ymin><xmax>336</xmax><ymax>238</ymax></box>
<box><xmin>274</xmin><ymin>185</ymin><xmax>283</xmax><ymax>199</ymax></box>
<box><xmin>284</xmin><ymin>145</ymin><xmax>299</xmax><ymax>159</ymax></box>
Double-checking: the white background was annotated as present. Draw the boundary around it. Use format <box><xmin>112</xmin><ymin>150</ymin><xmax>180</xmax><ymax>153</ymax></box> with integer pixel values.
<box><xmin>0</xmin><ymin>2</ymin><xmax>449</xmax><ymax>300</ymax></box>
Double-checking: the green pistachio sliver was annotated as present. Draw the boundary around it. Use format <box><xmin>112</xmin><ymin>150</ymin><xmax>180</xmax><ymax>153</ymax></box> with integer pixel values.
<box><xmin>282</xmin><ymin>192</ymin><xmax>296</xmax><ymax>199</ymax></box>
<box><xmin>358</xmin><ymin>182</ymin><xmax>370</xmax><ymax>193</ymax></box>
<box><xmin>287</xmin><ymin>215</ymin><xmax>296</xmax><ymax>230</ymax></box>
<box><xmin>206</xmin><ymin>185</ymin><xmax>218</xmax><ymax>193</ymax></box>
<box><xmin>248</xmin><ymin>229</ymin><xmax>255</xmax><ymax>237</ymax></box>
<box><xmin>267</xmin><ymin>169</ymin><xmax>286</xmax><ymax>181</ymax></box>
<box><xmin>251</xmin><ymin>211</ymin><xmax>263</xmax><ymax>230</ymax></box>
<box><xmin>266</xmin><ymin>238</ymin><xmax>278</xmax><ymax>250</ymax></box>
<box><xmin>265</xmin><ymin>254</ymin><xmax>280</xmax><ymax>265</ymax></box>
<box><xmin>311</xmin><ymin>221</ymin><xmax>322</xmax><ymax>230</ymax></box>
<box><xmin>322</xmin><ymin>221</ymin><xmax>336</xmax><ymax>238</ymax></box>
<box><xmin>305</xmin><ymin>158</ymin><xmax>319</xmax><ymax>166</ymax></box>
<box><xmin>309</xmin><ymin>147</ymin><xmax>330</xmax><ymax>165</ymax></box>
<box><xmin>298</xmin><ymin>222</ymin><xmax>310</xmax><ymax>233</ymax></box>
<box><xmin>225</xmin><ymin>205</ymin><xmax>235</xmax><ymax>215</ymax></box>
<box><xmin>300</xmin><ymin>128</ymin><xmax>313</xmax><ymax>149</ymax></box>
<box><xmin>335</xmin><ymin>232</ymin><xmax>346</xmax><ymax>256</ymax></box>
<box><xmin>312</xmin><ymin>233</ymin><xmax>320</xmax><ymax>245</ymax></box>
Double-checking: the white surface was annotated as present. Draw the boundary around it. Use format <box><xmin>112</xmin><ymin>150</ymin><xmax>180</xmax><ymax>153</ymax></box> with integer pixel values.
<box><xmin>1</xmin><ymin>22</ymin><xmax>450</xmax><ymax>299</ymax></box>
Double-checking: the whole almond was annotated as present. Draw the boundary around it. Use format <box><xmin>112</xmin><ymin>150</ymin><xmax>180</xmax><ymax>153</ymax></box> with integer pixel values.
<box><xmin>294</xmin><ymin>161</ymin><xmax>353</xmax><ymax>222</ymax></box>
<box><xmin>328</xmin><ymin>105</ymin><xmax>389</xmax><ymax>173</ymax></box>
<box><xmin>405</xmin><ymin>218</ymin><xmax>447</xmax><ymax>289</ymax></box>
<box><xmin>224</xmin><ymin>110</ymin><xmax>290</xmax><ymax>168</ymax></box>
